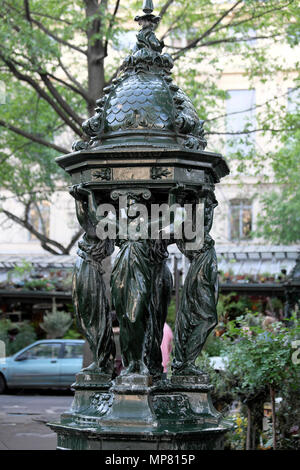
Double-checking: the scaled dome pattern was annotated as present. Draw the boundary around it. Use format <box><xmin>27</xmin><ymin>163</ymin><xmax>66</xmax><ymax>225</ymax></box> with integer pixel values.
<box><xmin>73</xmin><ymin>4</ymin><xmax>207</xmax><ymax>152</ymax></box>
<box><xmin>104</xmin><ymin>73</ymin><xmax>174</xmax><ymax>133</ymax></box>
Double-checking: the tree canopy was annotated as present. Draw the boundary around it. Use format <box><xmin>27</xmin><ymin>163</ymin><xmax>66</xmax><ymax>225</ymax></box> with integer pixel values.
<box><xmin>256</xmin><ymin>114</ymin><xmax>300</xmax><ymax>244</ymax></box>
<box><xmin>0</xmin><ymin>0</ymin><xmax>299</xmax><ymax>252</ymax></box>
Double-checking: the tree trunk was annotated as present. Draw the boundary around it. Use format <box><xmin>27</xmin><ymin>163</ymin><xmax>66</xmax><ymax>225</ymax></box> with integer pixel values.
<box><xmin>270</xmin><ymin>386</ymin><xmax>277</xmax><ymax>450</ymax></box>
<box><xmin>84</xmin><ymin>0</ymin><xmax>112</xmax><ymax>286</ymax></box>
<box><xmin>80</xmin><ymin>2</ymin><xmax>111</xmax><ymax>369</ymax></box>
<box><xmin>85</xmin><ymin>0</ymin><xmax>107</xmax><ymax>116</ymax></box>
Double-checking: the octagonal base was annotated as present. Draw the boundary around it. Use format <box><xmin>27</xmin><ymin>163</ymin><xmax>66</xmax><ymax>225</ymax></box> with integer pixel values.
<box><xmin>48</xmin><ymin>372</ymin><xmax>230</xmax><ymax>451</ymax></box>
<box><xmin>51</xmin><ymin>423</ymin><xmax>227</xmax><ymax>451</ymax></box>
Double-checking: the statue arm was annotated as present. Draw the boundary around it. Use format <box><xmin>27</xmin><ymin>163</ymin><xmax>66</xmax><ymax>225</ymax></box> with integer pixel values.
<box><xmin>69</xmin><ymin>184</ymin><xmax>101</xmax><ymax>225</ymax></box>
<box><xmin>69</xmin><ymin>184</ymin><xmax>113</xmax><ymax>237</ymax></box>
<box><xmin>69</xmin><ymin>185</ymin><xmax>89</xmax><ymax>230</ymax></box>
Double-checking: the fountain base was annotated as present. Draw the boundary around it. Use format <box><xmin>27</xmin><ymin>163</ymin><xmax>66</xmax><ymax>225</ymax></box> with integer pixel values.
<box><xmin>48</xmin><ymin>372</ymin><xmax>230</xmax><ymax>450</ymax></box>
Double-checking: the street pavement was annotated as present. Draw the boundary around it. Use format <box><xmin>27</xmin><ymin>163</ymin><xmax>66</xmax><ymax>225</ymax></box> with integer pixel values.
<box><xmin>0</xmin><ymin>391</ymin><xmax>73</xmax><ymax>450</ymax></box>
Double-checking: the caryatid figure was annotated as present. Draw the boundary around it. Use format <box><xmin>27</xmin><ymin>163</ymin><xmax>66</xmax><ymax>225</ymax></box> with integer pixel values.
<box><xmin>110</xmin><ymin>191</ymin><xmax>173</xmax><ymax>379</ymax></box>
<box><xmin>172</xmin><ymin>189</ymin><xmax>219</xmax><ymax>376</ymax></box>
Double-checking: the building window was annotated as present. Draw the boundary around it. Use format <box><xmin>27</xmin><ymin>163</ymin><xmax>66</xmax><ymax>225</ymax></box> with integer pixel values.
<box><xmin>28</xmin><ymin>201</ymin><xmax>50</xmax><ymax>241</ymax></box>
<box><xmin>287</xmin><ymin>88</ymin><xmax>300</xmax><ymax>113</ymax></box>
<box><xmin>229</xmin><ymin>199</ymin><xmax>252</xmax><ymax>241</ymax></box>
<box><xmin>226</xmin><ymin>89</ymin><xmax>256</xmax><ymax>154</ymax></box>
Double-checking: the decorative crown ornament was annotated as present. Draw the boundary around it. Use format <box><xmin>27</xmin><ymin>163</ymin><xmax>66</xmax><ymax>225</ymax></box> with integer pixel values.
<box><xmin>74</xmin><ymin>0</ymin><xmax>208</xmax><ymax>152</ymax></box>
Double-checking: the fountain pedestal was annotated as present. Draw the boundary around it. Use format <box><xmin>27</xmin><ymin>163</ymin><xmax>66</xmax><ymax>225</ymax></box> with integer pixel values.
<box><xmin>50</xmin><ymin>372</ymin><xmax>229</xmax><ymax>450</ymax></box>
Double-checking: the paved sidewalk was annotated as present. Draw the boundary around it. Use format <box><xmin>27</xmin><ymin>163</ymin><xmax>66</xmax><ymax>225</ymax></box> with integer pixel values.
<box><xmin>0</xmin><ymin>393</ymin><xmax>73</xmax><ymax>450</ymax></box>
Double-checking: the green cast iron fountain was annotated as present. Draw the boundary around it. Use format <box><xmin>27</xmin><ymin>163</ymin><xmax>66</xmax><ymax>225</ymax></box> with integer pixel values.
<box><xmin>48</xmin><ymin>0</ymin><xmax>230</xmax><ymax>450</ymax></box>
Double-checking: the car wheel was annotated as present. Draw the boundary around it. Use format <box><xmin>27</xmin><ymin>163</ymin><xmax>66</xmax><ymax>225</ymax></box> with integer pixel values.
<box><xmin>0</xmin><ymin>374</ymin><xmax>7</xmax><ymax>394</ymax></box>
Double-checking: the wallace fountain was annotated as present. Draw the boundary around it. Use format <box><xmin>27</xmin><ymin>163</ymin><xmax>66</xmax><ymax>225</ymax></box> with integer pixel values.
<box><xmin>48</xmin><ymin>0</ymin><xmax>230</xmax><ymax>450</ymax></box>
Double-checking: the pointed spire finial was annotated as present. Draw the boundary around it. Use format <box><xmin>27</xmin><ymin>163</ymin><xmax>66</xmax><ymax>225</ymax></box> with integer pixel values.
<box><xmin>143</xmin><ymin>0</ymin><xmax>154</xmax><ymax>14</ymax></box>
<box><xmin>135</xmin><ymin>0</ymin><xmax>160</xmax><ymax>25</ymax></box>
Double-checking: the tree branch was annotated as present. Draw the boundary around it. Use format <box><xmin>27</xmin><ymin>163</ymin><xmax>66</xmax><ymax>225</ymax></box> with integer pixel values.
<box><xmin>0</xmin><ymin>142</ymin><xmax>33</xmax><ymax>165</ymax></box>
<box><xmin>3</xmin><ymin>1</ymin><xmax>76</xmax><ymax>28</ymax></box>
<box><xmin>213</xmin><ymin>0</ymin><xmax>294</xmax><ymax>35</ymax></box>
<box><xmin>0</xmin><ymin>189</ymin><xmax>65</xmax><ymax>202</ymax></box>
<box><xmin>0</xmin><ymin>119</ymin><xmax>69</xmax><ymax>154</ymax></box>
<box><xmin>201</xmin><ymin>33</ymin><xmax>282</xmax><ymax>48</ymax></box>
<box><xmin>23</xmin><ymin>0</ymin><xmax>32</xmax><ymax>25</ymax></box>
<box><xmin>104</xmin><ymin>0</ymin><xmax>121</xmax><ymax>55</ymax></box>
<box><xmin>3</xmin><ymin>0</ymin><xmax>87</xmax><ymax>56</ymax></box>
<box><xmin>30</xmin><ymin>17</ymin><xmax>88</xmax><ymax>56</ymax></box>
<box><xmin>57</xmin><ymin>58</ymin><xmax>91</xmax><ymax>104</ymax></box>
<box><xmin>206</xmin><ymin>88</ymin><xmax>300</xmax><ymax>124</ymax></box>
<box><xmin>39</xmin><ymin>73</ymin><xmax>84</xmax><ymax>126</ymax></box>
<box><xmin>30</xmin><ymin>10</ymin><xmax>81</xmax><ymax>28</ymax></box>
<box><xmin>172</xmin><ymin>0</ymin><xmax>244</xmax><ymax>60</ymax></box>
<box><xmin>159</xmin><ymin>4</ymin><xmax>189</xmax><ymax>40</ymax></box>
<box><xmin>165</xmin><ymin>33</ymin><xmax>282</xmax><ymax>51</ymax></box>
<box><xmin>24</xmin><ymin>201</ymin><xmax>31</xmax><ymax>225</ymax></box>
<box><xmin>206</xmin><ymin>127</ymin><xmax>298</xmax><ymax>136</ymax></box>
<box><xmin>0</xmin><ymin>53</ymin><xmax>83</xmax><ymax>136</ymax></box>
<box><xmin>1</xmin><ymin>208</ymin><xmax>69</xmax><ymax>255</ymax></box>
<box><xmin>45</xmin><ymin>71</ymin><xmax>90</xmax><ymax>102</ymax></box>
<box><xmin>159</xmin><ymin>0</ymin><xmax>175</xmax><ymax>20</ymax></box>
<box><xmin>65</xmin><ymin>228</ymin><xmax>84</xmax><ymax>253</ymax></box>
<box><xmin>32</xmin><ymin>201</ymin><xmax>47</xmax><ymax>236</ymax></box>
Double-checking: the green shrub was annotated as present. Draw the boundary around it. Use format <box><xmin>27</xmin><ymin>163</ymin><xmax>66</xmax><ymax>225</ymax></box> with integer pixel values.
<box><xmin>166</xmin><ymin>296</ymin><xmax>176</xmax><ymax>331</ymax></box>
<box><xmin>0</xmin><ymin>319</ymin><xmax>37</xmax><ymax>356</ymax></box>
<box><xmin>0</xmin><ymin>319</ymin><xmax>13</xmax><ymax>352</ymax></box>
<box><xmin>63</xmin><ymin>328</ymin><xmax>82</xmax><ymax>340</ymax></box>
<box><xmin>202</xmin><ymin>333</ymin><xmax>225</xmax><ymax>356</ymax></box>
<box><xmin>41</xmin><ymin>309</ymin><xmax>72</xmax><ymax>338</ymax></box>
<box><xmin>197</xmin><ymin>313</ymin><xmax>300</xmax><ymax>450</ymax></box>
<box><xmin>23</xmin><ymin>278</ymin><xmax>56</xmax><ymax>291</ymax></box>
<box><xmin>9</xmin><ymin>323</ymin><xmax>37</xmax><ymax>355</ymax></box>
<box><xmin>7</xmin><ymin>260</ymin><xmax>33</xmax><ymax>283</ymax></box>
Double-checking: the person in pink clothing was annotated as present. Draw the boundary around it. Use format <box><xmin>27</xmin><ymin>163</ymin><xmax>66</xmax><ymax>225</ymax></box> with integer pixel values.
<box><xmin>161</xmin><ymin>323</ymin><xmax>173</xmax><ymax>374</ymax></box>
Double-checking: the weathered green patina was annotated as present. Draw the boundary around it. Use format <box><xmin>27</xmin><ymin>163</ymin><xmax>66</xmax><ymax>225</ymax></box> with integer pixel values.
<box><xmin>48</xmin><ymin>0</ymin><xmax>231</xmax><ymax>450</ymax></box>
<box><xmin>173</xmin><ymin>189</ymin><xmax>219</xmax><ymax>376</ymax></box>
<box><xmin>70</xmin><ymin>185</ymin><xmax>115</xmax><ymax>375</ymax></box>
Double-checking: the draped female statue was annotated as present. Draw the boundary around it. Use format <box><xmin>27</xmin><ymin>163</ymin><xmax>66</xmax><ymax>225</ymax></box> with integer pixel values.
<box><xmin>172</xmin><ymin>190</ymin><xmax>219</xmax><ymax>376</ymax></box>
<box><xmin>70</xmin><ymin>184</ymin><xmax>116</xmax><ymax>375</ymax></box>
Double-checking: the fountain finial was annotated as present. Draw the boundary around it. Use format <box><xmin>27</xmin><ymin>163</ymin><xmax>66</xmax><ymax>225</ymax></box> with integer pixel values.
<box><xmin>135</xmin><ymin>0</ymin><xmax>160</xmax><ymax>25</ymax></box>
<box><xmin>143</xmin><ymin>0</ymin><xmax>154</xmax><ymax>14</ymax></box>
